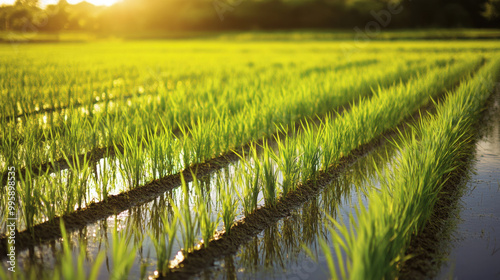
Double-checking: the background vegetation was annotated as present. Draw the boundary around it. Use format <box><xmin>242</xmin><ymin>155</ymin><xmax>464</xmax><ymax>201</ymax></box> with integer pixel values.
<box><xmin>0</xmin><ymin>0</ymin><xmax>499</xmax><ymax>36</ymax></box>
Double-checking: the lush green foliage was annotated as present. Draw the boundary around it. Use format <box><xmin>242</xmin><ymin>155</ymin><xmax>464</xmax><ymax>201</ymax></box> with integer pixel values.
<box><xmin>1</xmin><ymin>39</ymin><xmax>499</xmax><ymax>279</ymax></box>
<box><xmin>321</xmin><ymin>58</ymin><xmax>500</xmax><ymax>279</ymax></box>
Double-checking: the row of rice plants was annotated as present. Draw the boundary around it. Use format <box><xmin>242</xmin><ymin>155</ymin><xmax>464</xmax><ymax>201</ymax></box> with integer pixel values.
<box><xmin>0</xmin><ymin>57</ymin><xmax>486</xmax><ymax>278</ymax></box>
<box><xmin>0</xmin><ymin>57</ymin><xmax>435</xmax><ymax>232</ymax></box>
<box><xmin>249</xmin><ymin>56</ymin><xmax>481</xmax><ymax>209</ymax></box>
<box><xmin>0</xmin><ymin>48</ymin><xmax>377</xmax><ymax>138</ymax></box>
<box><xmin>2</xmin><ymin>41</ymin><xmax>302</xmax><ymax>118</ymax></box>
<box><xmin>318</xmin><ymin>57</ymin><xmax>500</xmax><ymax>280</ymax></box>
<box><xmin>141</xmin><ymin>56</ymin><xmax>482</xmax><ymax>276</ymax></box>
<box><xmin>0</xmin><ymin>54</ymin><xmax>425</xmax><ymax>175</ymax></box>
<box><xmin>2</xmin><ymin>40</ymin><xmax>498</xmax><ymax>123</ymax></box>
<box><xmin>0</xmin><ymin>40</ymin><xmax>436</xmax><ymax>119</ymax></box>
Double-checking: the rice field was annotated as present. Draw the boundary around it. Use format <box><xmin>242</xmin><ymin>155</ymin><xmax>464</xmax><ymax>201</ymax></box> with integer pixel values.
<box><xmin>1</xmin><ymin>35</ymin><xmax>500</xmax><ymax>279</ymax></box>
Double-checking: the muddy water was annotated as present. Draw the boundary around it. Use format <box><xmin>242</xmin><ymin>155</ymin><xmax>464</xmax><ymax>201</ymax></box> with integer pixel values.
<box><xmin>436</xmin><ymin>85</ymin><xmax>500</xmax><ymax>280</ymax></box>
<box><xmin>192</xmin><ymin>134</ymin><xmax>403</xmax><ymax>280</ymax></box>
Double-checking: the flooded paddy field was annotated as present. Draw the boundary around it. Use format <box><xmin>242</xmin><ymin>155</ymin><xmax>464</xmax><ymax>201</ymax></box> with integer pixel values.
<box><xmin>1</xmin><ymin>38</ymin><xmax>500</xmax><ymax>279</ymax></box>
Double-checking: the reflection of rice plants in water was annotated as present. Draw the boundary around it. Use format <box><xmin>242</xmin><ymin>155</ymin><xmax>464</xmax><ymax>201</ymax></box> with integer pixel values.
<box><xmin>148</xmin><ymin>211</ymin><xmax>177</xmax><ymax>276</ymax></box>
<box><xmin>0</xmin><ymin>37</ymin><xmax>499</xmax><ymax>279</ymax></box>
<box><xmin>235</xmin><ymin>146</ymin><xmax>261</xmax><ymax>216</ymax></box>
<box><xmin>219</xmin><ymin>173</ymin><xmax>238</xmax><ymax>235</ymax></box>
<box><xmin>172</xmin><ymin>174</ymin><xmax>199</xmax><ymax>253</ymax></box>
<box><xmin>195</xmin><ymin>174</ymin><xmax>219</xmax><ymax>246</ymax></box>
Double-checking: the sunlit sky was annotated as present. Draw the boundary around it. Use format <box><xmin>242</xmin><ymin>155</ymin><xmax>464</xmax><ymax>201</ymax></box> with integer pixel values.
<box><xmin>0</xmin><ymin>0</ymin><xmax>120</xmax><ymax>7</ymax></box>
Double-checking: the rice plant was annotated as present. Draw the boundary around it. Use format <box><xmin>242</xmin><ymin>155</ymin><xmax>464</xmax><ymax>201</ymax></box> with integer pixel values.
<box><xmin>273</xmin><ymin>126</ymin><xmax>300</xmax><ymax>196</ymax></box>
<box><xmin>114</xmin><ymin>130</ymin><xmax>147</xmax><ymax>190</ymax></box>
<box><xmin>39</xmin><ymin>171</ymin><xmax>58</xmax><ymax>221</ymax></box>
<box><xmin>218</xmin><ymin>174</ymin><xmax>238</xmax><ymax>235</ymax></box>
<box><xmin>319</xmin><ymin>57</ymin><xmax>500</xmax><ymax>280</ymax></box>
<box><xmin>57</xmin><ymin>220</ymin><xmax>106</xmax><ymax>280</ymax></box>
<box><xmin>298</xmin><ymin>122</ymin><xmax>322</xmax><ymax>185</ymax></box>
<box><xmin>94</xmin><ymin>157</ymin><xmax>115</xmax><ymax>202</ymax></box>
<box><xmin>146</xmin><ymin>123</ymin><xmax>177</xmax><ymax>180</ymax></box>
<box><xmin>109</xmin><ymin>220</ymin><xmax>138</xmax><ymax>280</ymax></box>
<box><xmin>235</xmin><ymin>146</ymin><xmax>261</xmax><ymax>216</ymax></box>
<box><xmin>189</xmin><ymin>117</ymin><xmax>215</xmax><ymax>164</ymax></box>
<box><xmin>18</xmin><ymin>169</ymin><xmax>38</xmax><ymax>232</ymax></box>
<box><xmin>62</xmin><ymin>146</ymin><xmax>91</xmax><ymax>211</ymax></box>
<box><xmin>259</xmin><ymin>141</ymin><xmax>278</xmax><ymax>207</ymax></box>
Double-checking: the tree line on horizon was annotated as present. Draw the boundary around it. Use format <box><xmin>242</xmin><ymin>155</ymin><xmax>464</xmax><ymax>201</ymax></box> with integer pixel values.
<box><xmin>1</xmin><ymin>0</ymin><xmax>499</xmax><ymax>33</ymax></box>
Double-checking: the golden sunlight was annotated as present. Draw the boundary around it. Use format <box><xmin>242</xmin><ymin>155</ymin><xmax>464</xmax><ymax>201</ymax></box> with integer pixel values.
<box><xmin>66</xmin><ymin>0</ymin><xmax>120</xmax><ymax>6</ymax></box>
<box><xmin>0</xmin><ymin>0</ymin><xmax>120</xmax><ymax>7</ymax></box>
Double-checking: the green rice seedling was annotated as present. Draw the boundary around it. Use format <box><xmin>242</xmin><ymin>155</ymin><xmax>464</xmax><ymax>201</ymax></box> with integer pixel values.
<box><xmin>320</xmin><ymin>58</ymin><xmax>500</xmax><ymax>280</ymax></box>
<box><xmin>194</xmin><ymin>174</ymin><xmax>219</xmax><ymax>247</ymax></box>
<box><xmin>235</xmin><ymin>146</ymin><xmax>261</xmax><ymax>215</ymax></box>
<box><xmin>318</xmin><ymin>114</ymin><xmax>340</xmax><ymax>172</ymax></box>
<box><xmin>211</xmin><ymin>111</ymin><xmax>230</xmax><ymax>156</ymax></box>
<box><xmin>189</xmin><ymin>117</ymin><xmax>214</xmax><ymax>164</ymax></box>
<box><xmin>109</xmin><ymin>220</ymin><xmax>138</xmax><ymax>280</ymax></box>
<box><xmin>39</xmin><ymin>171</ymin><xmax>58</xmax><ymax>221</ymax></box>
<box><xmin>148</xmin><ymin>213</ymin><xmax>178</xmax><ymax>276</ymax></box>
<box><xmin>21</xmin><ymin>126</ymin><xmax>45</xmax><ymax>170</ymax></box>
<box><xmin>299</xmin><ymin>122</ymin><xmax>321</xmax><ymax>185</ymax></box>
<box><xmin>218</xmin><ymin>174</ymin><xmax>238</xmax><ymax>235</ymax></box>
<box><xmin>146</xmin><ymin>121</ymin><xmax>177</xmax><ymax>180</ymax></box>
<box><xmin>57</xmin><ymin>220</ymin><xmax>106</xmax><ymax>280</ymax></box>
<box><xmin>60</xmin><ymin>112</ymin><xmax>88</xmax><ymax>158</ymax></box>
<box><xmin>62</xmin><ymin>146</ymin><xmax>91</xmax><ymax>211</ymax></box>
<box><xmin>86</xmin><ymin>113</ymin><xmax>101</xmax><ymax>150</ymax></box>
<box><xmin>171</xmin><ymin>174</ymin><xmax>199</xmax><ymax>253</ymax></box>
<box><xmin>273</xmin><ymin>126</ymin><xmax>300</xmax><ymax>196</ymax></box>
<box><xmin>179</xmin><ymin>125</ymin><xmax>193</xmax><ymax>169</ymax></box>
<box><xmin>18</xmin><ymin>169</ymin><xmax>38</xmax><ymax>232</ymax></box>
<box><xmin>95</xmin><ymin>157</ymin><xmax>112</xmax><ymax>202</ymax></box>
<box><xmin>259</xmin><ymin>141</ymin><xmax>278</xmax><ymax>207</ymax></box>
<box><xmin>49</xmin><ymin>168</ymin><xmax>75</xmax><ymax>217</ymax></box>
<box><xmin>0</xmin><ymin>127</ymin><xmax>18</xmax><ymax>170</ymax></box>
<box><xmin>114</xmin><ymin>130</ymin><xmax>147</xmax><ymax>190</ymax></box>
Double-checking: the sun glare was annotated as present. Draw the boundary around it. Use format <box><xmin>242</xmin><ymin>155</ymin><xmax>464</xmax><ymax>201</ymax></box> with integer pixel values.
<box><xmin>0</xmin><ymin>0</ymin><xmax>120</xmax><ymax>7</ymax></box>
<box><xmin>66</xmin><ymin>0</ymin><xmax>120</xmax><ymax>6</ymax></box>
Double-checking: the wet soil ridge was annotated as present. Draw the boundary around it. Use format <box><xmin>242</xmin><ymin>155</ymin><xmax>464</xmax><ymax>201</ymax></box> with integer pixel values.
<box><xmin>0</xmin><ymin>60</ymin><xmax>481</xmax><ymax>257</ymax></box>
<box><xmin>399</xmin><ymin>81</ymin><xmax>500</xmax><ymax>279</ymax></box>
